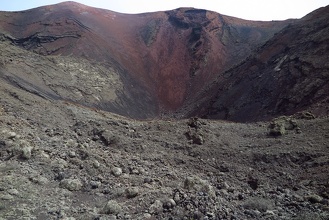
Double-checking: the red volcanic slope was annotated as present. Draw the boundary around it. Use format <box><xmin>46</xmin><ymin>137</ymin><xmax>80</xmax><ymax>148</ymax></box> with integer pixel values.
<box><xmin>0</xmin><ymin>2</ymin><xmax>291</xmax><ymax>118</ymax></box>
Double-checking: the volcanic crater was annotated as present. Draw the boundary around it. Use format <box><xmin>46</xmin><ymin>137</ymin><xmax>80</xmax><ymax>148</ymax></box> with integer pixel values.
<box><xmin>1</xmin><ymin>2</ymin><xmax>329</xmax><ymax>220</ymax></box>
<box><xmin>0</xmin><ymin>1</ymin><xmax>309</xmax><ymax>120</ymax></box>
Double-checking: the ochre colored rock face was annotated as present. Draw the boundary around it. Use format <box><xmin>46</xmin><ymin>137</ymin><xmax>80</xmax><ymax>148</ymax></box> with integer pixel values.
<box><xmin>0</xmin><ymin>2</ymin><xmax>290</xmax><ymax>118</ymax></box>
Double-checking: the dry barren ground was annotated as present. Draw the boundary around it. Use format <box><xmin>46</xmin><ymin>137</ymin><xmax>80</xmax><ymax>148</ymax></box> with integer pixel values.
<box><xmin>0</xmin><ymin>72</ymin><xmax>328</xmax><ymax>220</ymax></box>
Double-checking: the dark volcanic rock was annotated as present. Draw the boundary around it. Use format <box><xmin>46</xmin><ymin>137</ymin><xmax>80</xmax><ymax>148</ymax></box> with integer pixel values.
<box><xmin>194</xmin><ymin>5</ymin><xmax>329</xmax><ymax>121</ymax></box>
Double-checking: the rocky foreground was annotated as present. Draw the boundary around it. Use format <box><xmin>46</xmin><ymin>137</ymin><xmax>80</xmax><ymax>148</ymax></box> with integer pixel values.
<box><xmin>0</xmin><ymin>71</ymin><xmax>328</xmax><ymax>219</ymax></box>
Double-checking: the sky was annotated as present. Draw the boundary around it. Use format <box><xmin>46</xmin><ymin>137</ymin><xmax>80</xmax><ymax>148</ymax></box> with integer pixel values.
<box><xmin>1</xmin><ymin>0</ymin><xmax>329</xmax><ymax>21</ymax></box>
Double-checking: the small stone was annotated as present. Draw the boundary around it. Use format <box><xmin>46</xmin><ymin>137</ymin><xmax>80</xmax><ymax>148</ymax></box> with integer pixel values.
<box><xmin>66</xmin><ymin>139</ymin><xmax>78</xmax><ymax>147</ymax></box>
<box><xmin>243</xmin><ymin>197</ymin><xmax>273</xmax><ymax>212</ymax></box>
<box><xmin>7</xmin><ymin>131</ymin><xmax>16</xmax><ymax>139</ymax></box>
<box><xmin>268</xmin><ymin>116</ymin><xmax>298</xmax><ymax>136</ymax></box>
<box><xmin>293</xmin><ymin>194</ymin><xmax>304</xmax><ymax>202</ymax></box>
<box><xmin>222</xmin><ymin>182</ymin><xmax>230</xmax><ymax>189</ymax></box>
<box><xmin>252</xmin><ymin>210</ymin><xmax>261</xmax><ymax>216</ymax></box>
<box><xmin>193</xmin><ymin>134</ymin><xmax>204</xmax><ymax>145</ymax></box>
<box><xmin>90</xmin><ymin>181</ymin><xmax>101</xmax><ymax>189</ymax></box>
<box><xmin>219</xmin><ymin>165</ymin><xmax>230</xmax><ymax>172</ymax></box>
<box><xmin>184</xmin><ymin>176</ymin><xmax>215</xmax><ymax>197</ymax></box>
<box><xmin>206</xmin><ymin>212</ymin><xmax>215</xmax><ymax>218</ymax></box>
<box><xmin>173</xmin><ymin>192</ymin><xmax>181</xmax><ymax>203</ymax></box>
<box><xmin>93</xmin><ymin>160</ymin><xmax>100</xmax><ymax>168</ymax></box>
<box><xmin>184</xmin><ymin>177</ymin><xmax>196</xmax><ymax>190</ymax></box>
<box><xmin>39</xmin><ymin>151</ymin><xmax>50</xmax><ymax>159</ymax></box>
<box><xmin>143</xmin><ymin>213</ymin><xmax>152</xmax><ymax>219</ymax></box>
<box><xmin>111</xmin><ymin>187</ymin><xmax>125</xmax><ymax>197</ymax></box>
<box><xmin>306</xmin><ymin>194</ymin><xmax>323</xmax><ymax>203</ymax></box>
<box><xmin>265</xmin><ymin>210</ymin><xmax>275</xmax><ymax>216</ymax></box>
<box><xmin>123</xmin><ymin>214</ymin><xmax>131</xmax><ymax>219</ymax></box>
<box><xmin>52</xmin><ymin>158</ymin><xmax>69</xmax><ymax>169</ymax></box>
<box><xmin>268</xmin><ymin>122</ymin><xmax>285</xmax><ymax>136</ymax></box>
<box><xmin>149</xmin><ymin>200</ymin><xmax>163</xmax><ymax>214</ymax></box>
<box><xmin>193</xmin><ymin>211</ymin><xmax>203</xmax><ymax>219</ymax></box>
<box><xmin>21</xmin><ymin>146</ymin><xmax>32</xmax><ymax>159</ymax></box>
<box><xmin>7</xmin><ymin>189</ymin><xmax>19</xmax><ymax>195</ymax></box>
<box><xmin>60</xmin><ymin>178</ymin><xmax>83</xmax><ymax>191</ymax></box>
<box><xmin>0</xmin><ymin>193</ymin><xmax>14</xmax><ymax>200</ymax></box>
<box><xmin>301</xmin><ymin>111</ymin><xmax>315</xmax><ymax>120</ymax></box>
<box><xmin>112</xmin><ymin>167</ymin><xmax>122</xmax><ymax>177</ymax></box>
<box><xmin>101</xmin><ymin>200</ymin><xmax>122</xmax><ymax>214</ymax></box>
<box><xmin>137</xmin><ymin>167</ymin><xmax>145</xmax><ymax>174</ymax></box>
<box><xmin>163</xmin><ymin>198</ymin><xmax>176</xmax><ymax>209</ymax></box>
<box><xmin>101</xmin><ymin>130</ymin><xmax>117</xmax><ymax>146</ymax></box>
<box><xmin>68</xmin><ymin>151</ymin><xmax>76</xmax><ymax>158</ymax></box>
<box><xmin>36</xmin><ymin>176</ymin><xmax>49</xmax><ymax>185</ymax></box>
<box><xmin>247</xmin><ymin>177</ymin><xmax>259</xmax><ymax>190</ymax></box>
<box><xmin>131</xmin><ymin>169</ymin><xmax>140</xmax><ymax>175</ymax></box>
<box><xmin>238</xmin><ymin>193</ymin><xmax>244</xmax><ymax>200</ymax></box>
<box><xmin>144</xmin><ymin>177</ymin><xmax>152</xmax><ymax>184</ymax></box>
<box><xmin>126</xmin><ymin>187</ymin><xmax>139</xmax><ymax>198</ymax></box>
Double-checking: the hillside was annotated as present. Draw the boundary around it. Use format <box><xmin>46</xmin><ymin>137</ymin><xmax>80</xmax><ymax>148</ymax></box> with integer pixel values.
<box><xmin>192</xmin><ymin>5</ymin><xmax>329</xmax><ymax>121</ymax></box>
<box><xmin>0</xmin><ymin>1</ymin><xmax>290</xmax><ymax>119</ymax></box>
